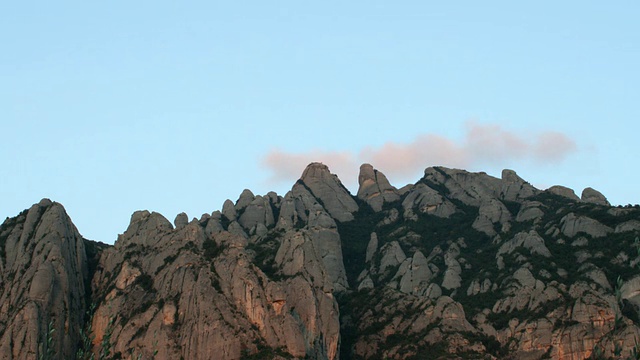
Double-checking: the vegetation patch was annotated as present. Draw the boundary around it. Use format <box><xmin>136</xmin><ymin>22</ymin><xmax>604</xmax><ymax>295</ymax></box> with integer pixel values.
<box><xmin>203</xmin><ymin>239</ymin><xmax>225</xmax><ymax>259</ymax></box>
<box><xmin>336</xmin><ymin>199</ymin><xmax>388</xmax><ymax>287</ymax></box>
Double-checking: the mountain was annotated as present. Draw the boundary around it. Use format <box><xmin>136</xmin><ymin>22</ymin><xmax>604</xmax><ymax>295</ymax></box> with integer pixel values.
<box><xmin>1</xmin><ymin>163</ymin><xmax>640</xmax><ymax>359</ymax></box>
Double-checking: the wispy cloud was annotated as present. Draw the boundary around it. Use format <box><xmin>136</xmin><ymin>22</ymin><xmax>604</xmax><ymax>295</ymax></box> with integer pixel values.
<box><xmin>262</xmin><ymin>122</ymin><xmax>578</xmax><ymax>189</ymax></box>
<box><xmin>262</xmin><ymin>149</ymin><xmax>357</xmax><ymax>182</ymax></box>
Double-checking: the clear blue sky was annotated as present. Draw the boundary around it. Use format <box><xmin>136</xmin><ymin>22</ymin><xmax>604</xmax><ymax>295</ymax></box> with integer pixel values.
<box><xmin>2</xmin><ymin>2</ymin><xmax>639</xmax><ymax>243</ymax></box>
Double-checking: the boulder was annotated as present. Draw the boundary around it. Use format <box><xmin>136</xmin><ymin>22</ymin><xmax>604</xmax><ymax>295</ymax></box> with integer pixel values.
<box><xmin>222</xmin><ymin>199</ymin><xmax>237</xmax><ymax>221</ymax></box>
<box><xmin>235</xmin><ymin>189</ymin><xmax>255</xmax><ymax>211</ymax></box>
<box><xmin>581</xmin><ymin>187</ymin><xmax>610</xmax><ymax>206</ymax></box>
<box><xmin>174</xmin><ymin>212</ymin><xmax>188</xmax><ymax>229</ymax></box>
<box><xmin>546</xmin><ymin>185</ymin><xmax>580</xmax><ymax>201</ymax></box>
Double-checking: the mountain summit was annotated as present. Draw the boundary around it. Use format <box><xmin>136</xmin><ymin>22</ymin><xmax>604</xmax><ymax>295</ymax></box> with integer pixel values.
<box><xmin>1</xmin><ymin>163</ymin><xmax>639</xmax><ymax>359</ymax></box>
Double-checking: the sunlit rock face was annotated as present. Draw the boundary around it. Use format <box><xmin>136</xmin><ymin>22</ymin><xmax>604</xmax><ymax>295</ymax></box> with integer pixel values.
<box><xmin>1</xmin><ymin>164</ymin><xmax>639</xmax><ymax>359</ymax></box>
<box><xmin>0</xmin><ymin>199</ymin><xmax>89</xmax><ymax>360</ymax></box>
<box><xmin>357</xmin><ymin>163</ymin><xmax>400</xmax><ymax>212</ymax></box>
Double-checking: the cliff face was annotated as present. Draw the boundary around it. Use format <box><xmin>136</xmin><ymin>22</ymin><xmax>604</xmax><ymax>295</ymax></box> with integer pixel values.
<box><xmin>2</xmin><ymin>163</ymin><xmax>640</xmax><ymax>359</ymax></box>
<box><xmin>0</xmin><ymin>199</ymin><xmax>88</xmax><ymax>359</ymax></box>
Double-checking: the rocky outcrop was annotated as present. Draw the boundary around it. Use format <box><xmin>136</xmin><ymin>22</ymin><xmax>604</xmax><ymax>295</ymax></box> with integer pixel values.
<box><xmin>174</xmin><ymin>212</ymin><xmax>188</xmax><ymax>229</ymax></box>
<box><xmin>547</xmin><ymin>185</ymin><xmax>580</xmax><ymax>201</ymax></box>
<box><xmin>356</xmin><ymin>164</ymin><xmax>400</xmax><ymax>212</ymax></box>
<box><xmin>496</xmin><ymin>231</ymin><xmax>551</xmax><ymax>269</ymax></box>
<box><xmin>92</xmin><ymin>209</ymin><xmax>341</xmax><ymax>359</ymax></box>
<box><xmin>581</xmin><ymin>187</ymin><xmax>611</xmax><ymax>206</ymax></box>
<box><xmin>516</xmin><ymin>201</ymin><xmax>545</xmax><ymax>222</ymax></box>
<box><xmin>393</xmin><ymin>250</ymin><xmax>433</xmax><ymax>296</ymax></box>
<box><xmin>379</xmin><ymin>241</ymin><xmax>406</xmax><ymax>273</ymax></box>
<box><xmin>1</xmin><ymin>163</ymin><xmax>637</xmax><ymax>360</ymax></box>
<box><xmin>297</xmin><ymin>162</ymin><xmax>358</xmax><ymax>222</ymax></box>
<box><xmin>0</xmin><ymin>199</ymin><xmax>89</xmax><ymax>360</ymax></box>
<box><xmin>560</xmin><ymin>213</ymin><xmax>613</xmax><ymax>238</ymax></box>
<box><xmin>401</xmin><ymin>183</ymin><xmax>457</xmax><ymax>220</ymax></box>
<box><xmin>422</xmin><ymin>167</ymin><xmax>503</xmax><ymax>207</ymax></box>
<box><xmin>472</xmin><ymin>199</ymin><xmax>512</xmax><ymax>236</ymax></box>
<box><xmin>501</xmin><ymin>169</ymin><xmax>538</xmax><ymax>201</ymax></box>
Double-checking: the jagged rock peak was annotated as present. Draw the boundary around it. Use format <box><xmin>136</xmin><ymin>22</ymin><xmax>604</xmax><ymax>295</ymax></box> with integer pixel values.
<box><xmin>235</xmin><ymin>189</ymin><xmax>255</xmax><ymax>210</ymax></box>
<box><xmin>500</xmin><ymin>169</ymin><xmax>538</xmax><ymax>201</ymax></box>
<box><xmin>117</xmin><ymin>210</ymin><xmax>173</xmax><ymax>248</ymax></box>
<box><xmin>297</xmin><ymin>162</ymin><xmax>358</xmax><ymax>222</ymax></box>
<box><xmin>300</xmin><ymin>162</ymin><xmax>341</xmax><ymax>185</ymax></box>
<box><xmin>0</xmin><ymin>199</ymin><xmax>88</xmax><ymax>359</ymax></box>
<box><xmin>174</xmin><ymin>212</ymin><xmax>188</xmax><ymax>229</ymax></box>
<box><xmin>222</xmin><ymin>199</ymin><xmax>237</xmax><ymax>220</ymax></box>
<box><xmin>357</xmin><ymin>163</ymin><xmax>400</xmax><ymax>212</ymax></box>
<box><xmin>582</xmin><ymin>187</ymin><xmax>610</xmax><ymax>206</ymax></box>
<box><xmin>422</xmin><ymin>166</ymin><xmax>503</xmax><ymax>206</ymax></box>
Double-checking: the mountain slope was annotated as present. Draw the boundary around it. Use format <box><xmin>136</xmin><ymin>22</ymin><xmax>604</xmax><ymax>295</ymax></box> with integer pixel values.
<box><xmin>1</xmin><ymin>163</ymin><xmax>640</xmax><ymax>359</ymax></box>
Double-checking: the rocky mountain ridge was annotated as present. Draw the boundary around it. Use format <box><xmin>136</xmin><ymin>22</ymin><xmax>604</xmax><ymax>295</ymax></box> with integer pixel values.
<box><xmin>1</xmin><ymin>163</ymin><xmax>640</xmax><ymax>359</ymax></box>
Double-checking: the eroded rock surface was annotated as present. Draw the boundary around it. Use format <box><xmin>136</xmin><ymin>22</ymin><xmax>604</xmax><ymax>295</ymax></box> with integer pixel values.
<box><xmin>357</xmin><ymin>164</ymin><xmax>400</xmax><ymax>212</ymax></box>
<box><xmin>0</xmin><ymin>200</ymin><xmax>89</xmax><ymax>360</ymax></box>
<box><xmin>1</xmin><ymin>164</ymin><xmax>638</xmax><ymax>360</ymax></box>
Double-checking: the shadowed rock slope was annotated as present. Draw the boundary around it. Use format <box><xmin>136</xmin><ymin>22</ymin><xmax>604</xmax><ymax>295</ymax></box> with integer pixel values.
<box><xmin>2</xmin><ymin>163</ymin><xmax>640</xmax><ymax>359</ymax></box>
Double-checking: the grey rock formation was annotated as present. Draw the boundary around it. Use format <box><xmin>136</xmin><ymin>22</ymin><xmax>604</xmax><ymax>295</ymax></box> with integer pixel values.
<box><xmin>238</xmin><ymin>195</ymin><xmax>275</xmax><ymax>234</ymax></box>
<box><xmin>498</xmin><ymin>231</ymin><xmax>551</xmax><ymax>258</ymax></box>
<box><xmin>356</xmin><ymin>163</ymin><xmax>400</xmax><ymax>211</ymax></box>
<box><xmin>516</xmin><ymin>201</ymin><xmax>545</xmax><ymax>222</ymax></box>
<box><xmin>297</xmin><ymin>162</ymin><xmax>358</xmax><ymax>222</ymax></box>
<box><xmin>442</xmin><ymin>244</ymin><xmax>462</xmax><ymax>290</ymax></box>
<box><xmin>117</xmin><ymin>210</ymin><xmax>174</xmax><ymax>248</ymax></box>
<box><xmin>3</xmin><ymin>164</ymin><xmax>640</xmax><ymax>360</ymax></box>
<box><xmin>204</xmin><ymin>214</ymin><xmax>224</xmax><ymax>238</ymax></box>
<box><xmin>235</xmin><ymin>189</ymin><xmax>255</xmax><ymax>211</ymax></box>
<box><xmin>560</xmin><ymin>213</ymin><xmax>613</xmax><ymax>238</ymax></box>
<box><xmin>221</xmin><ymin>199</ymin><xmax>237</xmax><ymax>221</ymax></box>
<box><xmin>581</xmin><ymin>187</ymin><xmax>611</xmax><ymax>206</ymax></box>
<box><xmin>547</xmin><ymin>185</ymin><xmax>580</xmax><ymax>201</ymax></box>
<box><xmin>93</xmin><ymin>211</ymin><xmax>341</xmax><ymax>359</ymax></box>
<box><xmin>472</xmin><ymin>199</ymin><xmax>512</xmax><ymax>236</ymax></box>
<box><xmin>616</xmin><ymin>220</ymin><xmax>640</xmax><ymax>233</ymax></box>
<box><xmin>306</xmin><ymin>206</ymin><xmax>349</xmax><ymax>292</ymax></box>
<box><xmin>497</xmin><ymin>231</ymin><xmax>551</xmax><ymax>269</ymax></box>
<box><xmin>501</xmin><ymin>169</ymin><xmax>538</xmax><ymax>201</ymax></box>
<box><xmin>0</xmin><ymin>200</ymin><xmax>88</xmax><ymax>359</ymax></box>
<box><xmin>379</xmin><ymin>241</ymin><xmax>406</xmax><ymax>273</ymax></box>
<box><xmin>395</xmin><ymin>250</ymin><xmax>433</xmax><ymax>296</ymax></box>
<box><xmin>422</xmin><ymin>167</ymin><xmax>502</xmax><ymax>206</ymax></box>
<box><xmin>402</xmin><ymin>183</ymin><xmax>457</xmax><ymax>220</ymax></box>
<box><xmin>174</xmin><ymin>212</ymin><xmax>188</xmax><ymax>229</ymax></box>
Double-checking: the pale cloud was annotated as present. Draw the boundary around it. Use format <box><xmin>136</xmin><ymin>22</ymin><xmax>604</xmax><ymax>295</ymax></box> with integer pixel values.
<box><xmin>360</xmin><ymin>134</ymin><xmax>468</xmax><ymax>177</ymax></box>
<box><xmin>263</xmin><ymin>149</ymin><xmax>358</xmax><ymax>183</ymax></box>
<box><xmin>532</xmin><ymin>131</ymin><xmax>578</xmax><ymax>163</ymax></box>
<box><xmin>262</xmin><ymin>122</ymin><xmax>578</xmax><ymax>188</ymax></box>
<box><xmin>464</xmin><ymin>122</ymin><xmax>577</xmax><ymax>164</ymax></box>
